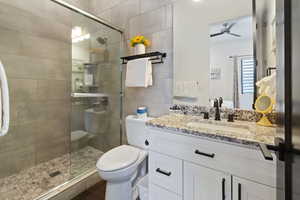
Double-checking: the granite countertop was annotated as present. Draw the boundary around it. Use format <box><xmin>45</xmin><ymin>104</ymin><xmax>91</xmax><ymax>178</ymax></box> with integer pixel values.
<box><xmin>146</xmin><ymin>114</ymin><xmax>276</xmax><ymax>147</ymax></box>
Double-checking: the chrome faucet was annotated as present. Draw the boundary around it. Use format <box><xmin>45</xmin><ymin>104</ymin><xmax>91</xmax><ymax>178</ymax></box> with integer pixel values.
<box><xmin>213</xmin><ymin>98</ymin><xmax>221</xmax><ymax>121</ymax></box>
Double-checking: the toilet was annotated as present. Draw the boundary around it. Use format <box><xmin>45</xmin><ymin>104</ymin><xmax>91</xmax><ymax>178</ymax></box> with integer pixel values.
<box><xmin>96</xmin><ymin>115</ymin><xmax>151</xmax><ymax>200</ymax></box>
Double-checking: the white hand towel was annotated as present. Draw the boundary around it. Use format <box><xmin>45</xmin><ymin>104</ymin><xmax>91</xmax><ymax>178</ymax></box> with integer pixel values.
<box><xmin>0</xmin><ymin>87</ymin><xmax>2</xmax><ymax>129</ymax></box>
<box><xmin>147</xmin><ymin>60</ymin><xmax>153</xmax><ymax>86</ymax></box>
<box><xmin>125</xmin><ymin>58</ymin><xmax>153</xmax><ymax>87</ymax></box>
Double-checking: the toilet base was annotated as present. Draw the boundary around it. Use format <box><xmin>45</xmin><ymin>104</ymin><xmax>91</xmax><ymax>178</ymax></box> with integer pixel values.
<box><xmin>105</xmin><ymin>180</ymin><xmax>132</xmax><ymax>200</ymax></box>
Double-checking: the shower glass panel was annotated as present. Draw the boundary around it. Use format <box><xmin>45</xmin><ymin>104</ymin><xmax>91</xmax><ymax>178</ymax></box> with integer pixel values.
<box><xmin>70</xmin><ymin>7</ymin><xmax>122</xmax><ymax>178</ymax></box>
<box><xmin>0</xmin><ymin>1</ymin><xmax>122</xmax><ymax>200</ymax></box>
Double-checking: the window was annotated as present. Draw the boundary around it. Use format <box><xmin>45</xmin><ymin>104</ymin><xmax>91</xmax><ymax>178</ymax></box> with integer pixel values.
<box><xmin>241</xmin><ymin>58</ymin><xmax>255</xmax><ymax>94</ymax></box>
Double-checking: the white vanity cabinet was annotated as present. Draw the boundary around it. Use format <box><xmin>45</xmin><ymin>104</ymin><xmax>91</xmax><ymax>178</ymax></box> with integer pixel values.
<box><xmin>184</xmin><ymin>162</ymin><xmax>231</xmax><ymax>200</ymax></box>
<box><xmin>149</xmin><ymin>151</ymin><xmax>183</xmax><ymax>195</ymax></box>
<box><xmin>232</xmin><ymin>177</ymin><xmax>276</xmax><ymax>200</ymax></box>
<box><xmin>147</xmin><ymin>128</ymin><xmax>277</xmax><ymax>200</ymax></box>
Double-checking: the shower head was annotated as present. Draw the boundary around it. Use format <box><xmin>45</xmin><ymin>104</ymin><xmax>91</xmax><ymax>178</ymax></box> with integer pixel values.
<box><xmin>96</xmin><ymin>37</ymin><xmax>107</xmax><ymax>45</ymax></box>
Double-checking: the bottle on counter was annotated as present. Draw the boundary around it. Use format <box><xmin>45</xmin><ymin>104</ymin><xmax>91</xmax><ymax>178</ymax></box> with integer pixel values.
<box><xmin>137</xmin><ymin>106</ymin><xmax>148</xmax><ymax>119</ymax></box>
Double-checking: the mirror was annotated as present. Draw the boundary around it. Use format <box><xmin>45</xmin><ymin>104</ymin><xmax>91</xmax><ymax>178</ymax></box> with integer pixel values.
<box><xmin>209</xmin><ymin>16</ymin><xmax>253</xmax><ymax>109</ymax></box>
<box><xmin>173</xmin><ymin>0</ymin><xmax>277</xmax><ymax>110</ymax></box>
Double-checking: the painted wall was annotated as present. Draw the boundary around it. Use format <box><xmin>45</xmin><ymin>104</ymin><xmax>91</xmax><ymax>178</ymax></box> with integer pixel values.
<box><xmin>210</xmin><ymin>40</ymin><xmax>252</xmax><ymax>100</ymax></box>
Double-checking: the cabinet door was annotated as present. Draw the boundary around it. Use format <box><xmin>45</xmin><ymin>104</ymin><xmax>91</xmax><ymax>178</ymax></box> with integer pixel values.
<box><xmin>232</xmin><ymin>177</ymin><xmax>276</xmax><ymax>200</ymax></box>
<box><xmin>184</xmin><ymin>162</ymin><xmax>231</xmax><ymax>200</ymax></box>
<box><xmin>149</xmin><ymin>151</ymin><xmax>183</xmax><ymax>194</ymax></box>
<box><xmin>149</xmin><ymin>184</ymin><xmax>182</xmax><ymax>200</ymax></box>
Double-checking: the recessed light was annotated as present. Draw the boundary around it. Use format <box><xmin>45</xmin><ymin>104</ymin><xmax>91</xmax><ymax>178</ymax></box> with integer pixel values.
<box><xmin>193</xmin><ymin>0</ymin><xmax>202</xmax><ymax>2</ymax></box>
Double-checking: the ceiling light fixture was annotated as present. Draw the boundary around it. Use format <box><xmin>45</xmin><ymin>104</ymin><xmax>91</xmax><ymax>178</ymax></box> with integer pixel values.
<box><xmin>71</xmin><ymin>26</ymin><xmax>90</xmax><ymax>43</ymax></box>
<box><xmin>72</xmin><ymin>34</ymin><xmax>90</xmax><ymax>43</ymax></box>
<box><xmin>72</xmin><ymin>26</ymin><xmax>82</xmax><ymax>39</ymax></box>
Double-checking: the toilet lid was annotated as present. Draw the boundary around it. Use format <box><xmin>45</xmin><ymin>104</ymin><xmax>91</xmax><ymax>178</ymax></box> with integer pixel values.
<box><xmin>97</xmin><ymin>145</ymin><xmax>141</xmax><ymax>172</ymax></box>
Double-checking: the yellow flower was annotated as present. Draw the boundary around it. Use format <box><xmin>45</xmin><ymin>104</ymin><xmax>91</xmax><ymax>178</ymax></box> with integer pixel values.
<box><xmin>134</xmin><ymin>38</ymin><xmax>141</xmax><ymax>43</ymax></box>
<box><xmin>143</xmin><ymin>39</ymin><xmax>150</xmax><ymax>47</ymax></box>
<box><xmin>130</xmin><ymin>35</ymin><xmax>150</xmax><ymax>47</ymax></box>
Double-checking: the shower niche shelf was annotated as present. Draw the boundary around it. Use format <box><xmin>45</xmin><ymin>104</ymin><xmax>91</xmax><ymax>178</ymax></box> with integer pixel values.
<box><xmin>71</xmin><ymin>93</ymin><xmax>108</xmax><ymax>98</ymax></box>
<box><xmin>121</xmin><ymin>51</ymin><xmax>167</xmax><ymax>64</ymax></box>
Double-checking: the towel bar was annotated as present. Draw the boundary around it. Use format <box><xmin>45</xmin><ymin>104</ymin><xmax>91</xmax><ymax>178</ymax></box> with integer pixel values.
<box><xmin>121</xmin><ymin>52</ymin><xmax>167</xmax><ymax>65</ymax></box>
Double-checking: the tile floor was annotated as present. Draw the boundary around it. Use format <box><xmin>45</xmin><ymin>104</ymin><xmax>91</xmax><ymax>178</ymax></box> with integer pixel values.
<box><xmin>0</xmin><ymin>146</ymin><xmax>103</xmax><ymax>200</ymax></box>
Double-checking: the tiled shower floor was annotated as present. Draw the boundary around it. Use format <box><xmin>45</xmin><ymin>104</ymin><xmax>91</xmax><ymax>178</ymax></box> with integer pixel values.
<box><xmin>0</xmin><ymin>146</ymin><xmax>103</xmax><ymax>200</ymax></box>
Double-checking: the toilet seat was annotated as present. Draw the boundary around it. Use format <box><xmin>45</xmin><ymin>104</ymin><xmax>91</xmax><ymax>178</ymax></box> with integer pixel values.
<box><xmin>97</xmin><ymin>145</ymin><xmax>141</xmax><ymax>172</ymax></box>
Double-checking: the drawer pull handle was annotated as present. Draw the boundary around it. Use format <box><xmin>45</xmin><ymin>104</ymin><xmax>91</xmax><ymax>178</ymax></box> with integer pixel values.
<box><xmin>156</xmin><ymin>168</ymin><xmax>172</xmax><ymax>176</ymax></box>
<box><xmin>195</xmin><ymin>150</ymin><xmax>215</xmax><ymax>158</ymax></box>
<box><xmin>222</xmin><ymin>178</ymin><xmax>226</xmax><ymax>200</ymax></box>
<box><xmin>238</xmin><ymin>183</ymin><xmax>242</xmax><ymax>200</ymax></box>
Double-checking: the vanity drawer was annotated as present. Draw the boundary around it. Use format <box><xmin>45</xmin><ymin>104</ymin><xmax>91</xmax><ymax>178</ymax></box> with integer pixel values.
<box><xmin>149</xmin><ymin>151</ymin><xmax>183</xmax><ymax>195</ymax></box>
<box><xmin>148</xmin><ymin>128</ymin><xmax>276</xmax><ymax>187</ymax></box>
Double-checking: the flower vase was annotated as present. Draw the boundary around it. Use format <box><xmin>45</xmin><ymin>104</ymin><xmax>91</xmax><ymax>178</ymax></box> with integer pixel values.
<box><xmin>134</xmin><ymin>43</ymin><xmax>146</xmax><ymax>55</ymax></box>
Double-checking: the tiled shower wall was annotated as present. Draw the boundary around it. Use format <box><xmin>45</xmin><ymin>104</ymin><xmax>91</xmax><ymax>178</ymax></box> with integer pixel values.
<box><xmin>90</xmin><ymin>0</ymin><xmax>174</xmax><ymax>117</ymax></box>
<box><xmin>0</xmin><ymin>0</ymin><xmax>75</xmax><ymax>178</ymax></box>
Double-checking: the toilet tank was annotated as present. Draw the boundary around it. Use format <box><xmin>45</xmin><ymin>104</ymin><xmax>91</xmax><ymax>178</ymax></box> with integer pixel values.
<box><xmin>126</xmin><ymin>115</ymin><xmax>152</xmax><ymax>149</ymax></box>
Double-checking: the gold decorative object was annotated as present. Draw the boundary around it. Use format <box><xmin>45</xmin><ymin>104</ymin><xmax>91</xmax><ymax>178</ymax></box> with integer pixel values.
<box><xmin>255</xmin><ymin>95</ymin><xmax>274</xmax><ymax>127</ymax></box>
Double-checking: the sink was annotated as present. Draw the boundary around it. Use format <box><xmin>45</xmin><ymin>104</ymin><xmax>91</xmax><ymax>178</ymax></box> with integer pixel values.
<box><xmin>186</xmin><ymin>121</ymin><xmax>251</xmax><ymax>135</ymax></box>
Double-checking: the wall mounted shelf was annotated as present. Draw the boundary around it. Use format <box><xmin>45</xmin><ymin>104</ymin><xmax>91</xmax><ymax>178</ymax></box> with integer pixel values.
<box><xmin>71</xmin><ymin>93</ymin><xmax>108</xmax><ymax>98</ymax></box>
<box><xmin>121</xmin><ymin>51</ymin><xmax>167</xmax><ymax>64</ymax></box>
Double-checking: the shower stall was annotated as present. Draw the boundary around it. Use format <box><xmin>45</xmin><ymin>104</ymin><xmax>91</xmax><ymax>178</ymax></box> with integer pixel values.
<box><xmin>0</xmin><ymin>0</ymin><xmax>123</xmax><ymax>199</ymax></box>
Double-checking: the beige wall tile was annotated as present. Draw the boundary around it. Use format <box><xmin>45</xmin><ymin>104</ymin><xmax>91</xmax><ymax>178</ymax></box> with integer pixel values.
<box><xmin>0</xmin><ymin>124</ymin><xmax>36</xmax><ymax>178</ymax></box>
<box><xmin>1</xmin><ymin>54</ymin><xmax>71</xmax><ymax>80</ymax></box>
<box><xmin>36</xmin><ymin>80</ymin><xmax>70</xmax><ymax>101</ymax></box>
<box><xmin>140</xmin><ymin>0</ymin><xmax>174</xmax><ymax>13</ymax></box>
<box><xmin>20</xmin><ymin>34</ymin><xmax>71</xmax><ymax>62</ymax></box>
<box><xmin>0</xmin><ymin>29</ymin><xmax>22</xmax><ymax>55</ymax></box>
<box><xmin>90</xmin><ymin>0</ymin><xmax>122</xmax><ymax>14</ymax></box>
<box><xmin>8</xmin><ymin>78</ymin><xmax>38</xmax><ymax>102</ymax></box>
<box><xmin>0</xmin><ymin>0</ymin><xmax>73</xmax><ymax>178</ymax></box>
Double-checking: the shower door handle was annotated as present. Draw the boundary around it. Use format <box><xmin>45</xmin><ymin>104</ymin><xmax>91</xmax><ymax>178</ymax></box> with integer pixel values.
<box><xmin>0</xmin><ymin>60</ymin><xmax>9</xmax><ymax>136</ymax></box>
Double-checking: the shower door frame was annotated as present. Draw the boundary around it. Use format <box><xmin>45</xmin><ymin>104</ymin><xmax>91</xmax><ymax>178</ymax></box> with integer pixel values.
<box><xmin>50</xmin><ymin>0</ymin><xmax>124</xmax><ymax>33</ymax></box>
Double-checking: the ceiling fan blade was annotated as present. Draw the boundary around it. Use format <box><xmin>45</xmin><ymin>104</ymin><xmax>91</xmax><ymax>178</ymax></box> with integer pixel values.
<box><xmin>210</xmin><ymin>32</ymin><xmax>224</xmax><ymax>37</ymax></box>
<box><xmin>228</xmin><ymin>32</ymin><xmax>241</xmax><ymax>37</ymax></box>
<box><xmin>227</xmin><ymin>23</ymin><xmax>236</xmax><ymax>31</ymax></box>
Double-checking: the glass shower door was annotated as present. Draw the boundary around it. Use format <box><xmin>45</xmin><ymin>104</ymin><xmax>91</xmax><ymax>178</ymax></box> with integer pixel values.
<box><xmin>70</xmin><ymin>10</ymin><xmax>122</xmax><ymax>178</ymax></box>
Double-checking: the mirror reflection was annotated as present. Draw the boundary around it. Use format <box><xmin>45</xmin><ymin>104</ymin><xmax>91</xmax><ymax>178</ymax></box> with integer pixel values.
<box><xmin>173</xmin><ymin>0</ymin><xmax>277</xmax><ymax>110</ymax></box>
<box><xmin>209</xmin><ymin>16</ymin><xmax>254</xmax><ymax>109</ymax></box>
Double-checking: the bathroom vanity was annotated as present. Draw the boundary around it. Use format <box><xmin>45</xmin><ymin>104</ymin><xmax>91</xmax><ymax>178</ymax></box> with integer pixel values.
<box><xmin>163</xmin><ymin>0</ymin><xmax>278</xmax><ymax>198</ymax></box>
<box><xmin>146</xmin><ymin>114</ymin><xmax>276</xmax><ymax>200</ymax></box>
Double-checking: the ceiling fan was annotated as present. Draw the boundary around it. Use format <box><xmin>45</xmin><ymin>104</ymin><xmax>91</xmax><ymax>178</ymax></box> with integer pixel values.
<box><xmin>210</xmin><ymin>22</ymin><xmax>241</xmax><ymax>38</ymax></box>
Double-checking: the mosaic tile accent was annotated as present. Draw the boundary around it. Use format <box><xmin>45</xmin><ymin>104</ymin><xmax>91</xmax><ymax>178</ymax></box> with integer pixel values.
<box><xmin>170</xmin><ymin>104</ymin><xmax>278</xmax><ymax>124</ymax></box>
<box><xmin>147</xmin><ymin>114</ymin><xmax>276</xmax><ymax>147</ymax></box>
<box><xmin>0</xmin><ymin>146</ymin><xmax>103</xmax><ymax>200</ymax></box>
